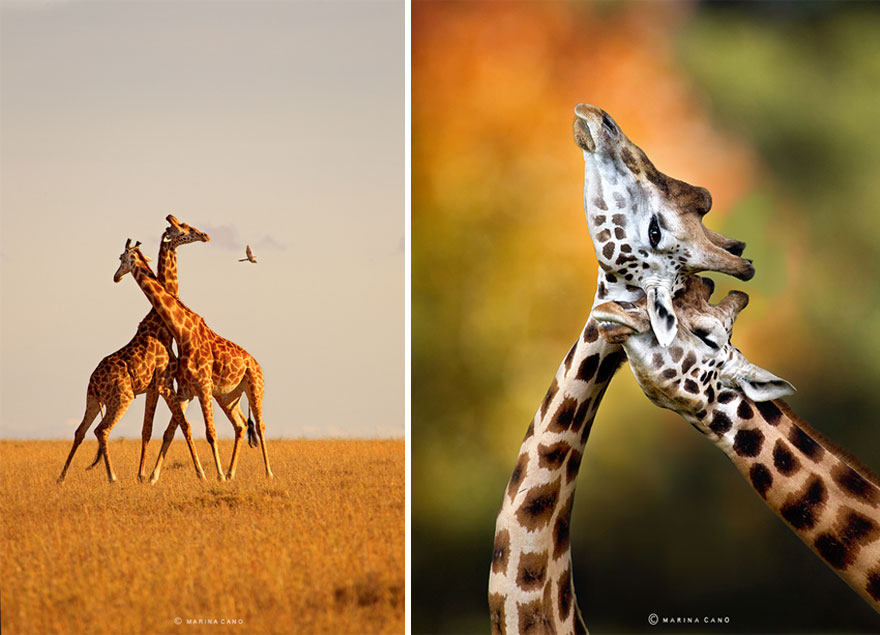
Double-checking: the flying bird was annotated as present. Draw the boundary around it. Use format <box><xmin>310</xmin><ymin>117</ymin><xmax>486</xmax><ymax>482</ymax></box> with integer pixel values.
<box><xmin>239</xmin><ymin>245</ymin><xmax>257</xmax><ymax>264</ymax></box>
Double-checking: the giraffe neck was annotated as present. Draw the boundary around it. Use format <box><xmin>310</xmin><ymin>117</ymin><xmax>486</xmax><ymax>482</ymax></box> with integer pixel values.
<box><xmin>490</xmin><ymin>270</ymin><xmax>628</xmax><ymax>634</ymax></box>
<box><xmin>130</xmin><ymin>261</ymin><xmax>196</xmax><ymax>346</ymax></box>
<box><xmin>695</xmin><ymin>396</ymin><xmax>880</xmax><ymax>609</ymax></box>
<box><xmin>156</xmin><ymin>238</ymin><xmax>181</xmax><ymax>297</ymax></box>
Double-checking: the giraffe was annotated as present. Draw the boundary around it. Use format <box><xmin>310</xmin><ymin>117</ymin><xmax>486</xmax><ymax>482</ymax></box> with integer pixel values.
<box><xmin>592</xmin><ymin>275</ymin><xmax>880</xmax><ymax>611</ymax></box>
<box><xmin>113</xmin><ymin>239</ymin><xmax>273</xmax><ymax>483</ymax></box>
<box><xmin>58</xmin><ymin>215</ymin><xmax>210</xmax><ymax>483</ymax></box>
<box><xmin>489</xmin><ymin>105</ymin><xmax>757</xmax><ymax>634</ymax></box>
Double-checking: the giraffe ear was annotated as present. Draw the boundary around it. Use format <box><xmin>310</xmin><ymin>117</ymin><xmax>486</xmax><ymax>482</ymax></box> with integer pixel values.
<box><xmin>647</xmin><ymin>285</ymin><xmax>677</xmax><ymax>348</ymax></box>
<box><xmin>735</xmin><ymin>363</ymin><xmax>796</xmax><ymax>402</ymax></box>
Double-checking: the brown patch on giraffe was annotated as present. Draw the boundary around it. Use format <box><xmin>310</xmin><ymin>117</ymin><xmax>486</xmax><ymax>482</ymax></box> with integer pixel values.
<box><xmin>602</xmin><ymin>242</ymin><xmax>615</xmax><ymax>260</ymax></box>
<box><xmin>652</xmin><ymin>352</ymin><xmax>664</xmax><ymax>369</ymax></box>
<box><xmin>867</xmin><ymin>570</ymin><xmax>880</xmax><ymax>602</ymax></box>
<box><xmin>507</xmin><ymin>453</ymin><xmax>529</xmax><ymax>503</ymax></box>
<box><xmin>489</xmin><ymin>592</ymin><xmax>506</xmax><ymax>635</ymax></box>
<box><xmin>780</xmin><ymin>475</ymin><xmax>827</xmax><ymax>530</ymax></box>
<box><xmin>592</xmin><ymin>197</ymin><xmax>608</xmax><ymax>211</ymax></box>
<box><xmin>583</xmin><ymin>321</ymin><xmax>599</xmax><ymax>343</ymax></box>
<box><xmin>516</xmin><ymin>550</ymin><xmax>549</xmax><ymax>592</ymax></box>
<box><xmin>620</xmin><ymin>146</ymin><xmax>641</xmax><ymax>174</ymax></box>
<box><xmin>754</xmin><ymin>400</ymin><xmax>783</xmax><ymax>425</ymax></box>
<box><xmin>614</xmin><ymin>227</ymin><xmax>626</xmax><ymax>240</ymax></box>
<box><xmin>717</xmin><ymin>391</ymin><xmax>737</xmax><ymax>404</ymax></box>
<box><xmin>683</xmin><ymin>379</ymin><xmax>699</xmax><ymax>394</ymax></box>
<box><xmin>789</xmin><ymin>426</ymin><xmax>824</xmax><ymax>462</ymax></box>
<box><xmin>538</xmin><ymin>442</ymin><xmax>572</xmax><ymax>471</ymax></box>
<box><xmin>772</xmin><ymin>440</ymin><xmax>800</xmax><ymax>477</ymax></box>
<box><xmin>661</xmin><ymin>368</ymin><xmax>677</xmax><ymax>380</ymax></box>
<box><xmin>557</xmin><ymin>566</ymin><xmax>573</xmax><ymax>622</ymax></box>
<box><xmin>737</xmin><ymin>400</ymin><xmax>754</xmax><ymax>420</ymax></box>
<box><xmin>516</xmin><ymin>596</ymin><xmax>555</xmax><ymax>634</ymax></box>
<box><xmin>576</xmin><ymin>354</ymin><xmax>600</xmax><ymax>383</ymax></box>
<box><xmin>749</xmin><ymin>463</ymin><xmax>773</xmax><ymax>498</ymax></box>
<box><xmin>680</xmin><ymin>351</ymin><xmax>697</xmax><ymax>374</ymax></box>
<box><xmin>553</xmin><ymin>493</ymin><xmax>574</xmax><ymax>560</ymax></box>
<box><xmin>831</xmin><ymin>462</ymin><xmax>879</xmax><ymax>507</ymax></box>
<box><xmin>813</xmin><ymin>509</ymin><xmax>880</xmax><ymax>571</ymax></box>
<box><xmin>592</xmin><ymin>215</ymin><xmax>606</xmax><ymax>226</ymax></box>
<box><xmin>516</xmin><ymin>478</ymin><xmax>561</xmax><ymax>532</ymax></box>
<box><xmin>595</xmin><ymin>228</ymin><xmax>611</xmax><ymax>242</ymax></box>
<box><xmin>668</xmin><ymin>346</ymin><xmax>684</xmax><ymax>363</ymax></box>
<box><xmin>492</xmin><ymin>529</ymin><xmax>511</xmax><ymax>575</ymax></box>
<box><xmin>563</xmin><ymin>342</ymin><xmax>577</xmax><ymax>374</ymax></box>
<box><xmin>548</xmin><ymin>397</ymin><xmax>579</xmax><ymax>433</ymax></box>
<box><xmin>611</xmin><ymin>213</ymin><xmax>626</xmax><ymax>226</ymax></box>
<box><xmin>733</xmin><ymin>428</ymin><xmax>764</xmax><ymax>458</ymax></box>
<box><xmin>709</xmin><ymin>411</ymin><xmax>732</xmax><ymax>435</ymax></box>
<box><xmin>596</xmin><ymin>350</ymin><xmax>624</xmax><ymax>383</ymax></box>
<box><xmin>540</xmin><ymin>379</ymin><xmax>559</xmax><ymax>419</ymax></box>
<box><xmin>572</xmin><ymin>399</ymin><xmax>594</xmax><ymax>436</ymax></box>
<box><xmin>565</xmin><ymin>449</ymin><xmax>582</xmax><ymax>485</ymax></box>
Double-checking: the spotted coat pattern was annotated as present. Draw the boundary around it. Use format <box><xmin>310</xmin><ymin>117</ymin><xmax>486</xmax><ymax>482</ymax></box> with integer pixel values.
<box><xmin>490</xmin><ymin>106</ymin><xmax>760</xmax><ymax>633</ymax></box>
<box><xmin>116</xmin><ymin>242</ymin><xmax>274</xmax><ymax>483</ymax></box>
<box><xmin>490</xmin><ymin>318</ymin><xmax>624</xmax><ymax>635</ymax></box>
<box><xmin>593</xmin><ymin>277</ymin><xmax>880</xmax><ymax>611</ymax></box>
<box><xmin>58</xmin><ymin>216</ymin><xmax>209</xmax><ymax>483</ymax></box>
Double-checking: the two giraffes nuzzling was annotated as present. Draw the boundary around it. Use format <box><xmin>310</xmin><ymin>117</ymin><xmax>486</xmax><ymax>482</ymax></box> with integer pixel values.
<box><xmin>58</xmin><ymin>215</ymin><xmax>273</xmax><ymax>485</ymax></box>
<box><xmin>489</xmin><ymin>105</ymin><xmax>880</xmax><ymax>632</ymax></box>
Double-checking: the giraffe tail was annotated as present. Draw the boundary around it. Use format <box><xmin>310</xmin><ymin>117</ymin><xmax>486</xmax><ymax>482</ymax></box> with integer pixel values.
<box><xmin>246</xmin><ymin>405</ymin><xmax>258</xmax><ymax>449</ymax></box>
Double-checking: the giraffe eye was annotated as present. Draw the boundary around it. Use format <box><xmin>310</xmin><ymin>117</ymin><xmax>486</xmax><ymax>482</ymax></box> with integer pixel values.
<box><xmin>601</xmin><ymin>113</ymin><xmax>618</xmax><ymax>137</ymax></box>
<box><xmin>692</xmin><ymin>328</ymin><xmax>719</xmax><ymax>349</ymax></box>
<box><xmin>648</xmin><ymin>216</ymin><xmax>662</xmax><ymax>249</ymax></box>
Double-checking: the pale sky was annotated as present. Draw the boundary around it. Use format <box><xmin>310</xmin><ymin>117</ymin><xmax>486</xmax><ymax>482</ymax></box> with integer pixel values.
<box><xmin>0</xmin><ymin>1</ymin><xmax>403</xmax><ymax>439</ymax></box>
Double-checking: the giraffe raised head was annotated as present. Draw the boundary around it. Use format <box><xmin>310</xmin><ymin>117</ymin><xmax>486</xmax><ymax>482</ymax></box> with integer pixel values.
<box><xmin>592</xmin><ymin>276</ymin><xmax>795</xmax><ymax>418</ymax></box>
<box><xmin>574</xmin><ymin>104</ymin><xmax>754</xmax><ymax>347</ymax></box>
<box><xmin>164</xmin><ymin>214</ymin><xmax>210</xmax><ymax>247</ymax></box>
<box><xmin>113</xmin><ymin>239</ymin><xmax>152</xmax><ymax>283</ymax></box>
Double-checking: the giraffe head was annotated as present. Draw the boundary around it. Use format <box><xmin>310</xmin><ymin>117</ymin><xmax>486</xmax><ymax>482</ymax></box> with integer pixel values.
<box><xmin>573</xmin><ymin>104</ymin><xmax>754</xmax><ymax>347</ymax></box>
<box><xmin>592</xmin><ymin>276</ymin><xmax>794</xmax><ymax>421</ymax></box>
<box><xmin>113</xmin><ymin>239</ymin><xmax>153</xmax><ymax>283</ymax></box>
<box><xmin>163</xmin><ymin>214</ymin><xmax>210</xmax><ymax>247</ymax></box>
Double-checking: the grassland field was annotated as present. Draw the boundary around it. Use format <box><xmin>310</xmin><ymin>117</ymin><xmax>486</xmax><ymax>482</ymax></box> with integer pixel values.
<box><xmin>0</xmin><ymin>439</ymin><xmax>404</xmax><ymax>635</ymax></box>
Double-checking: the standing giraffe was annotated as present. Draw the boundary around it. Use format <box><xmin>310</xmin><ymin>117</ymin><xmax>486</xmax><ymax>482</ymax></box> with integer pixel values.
<box><xmin>113</xmin><ymin>239</ymin><xmax>273</xmax><ymax>483</ymax></box>
<box><xmin>58</xmin><ymin>215</ymin><xmax>209</xmax><ymax>483</ymax></box>
<box><xmin>592</xmin><ymin>276</ymin><xmax>880</xmax><ymax>612</ymax></box>
<box><xmin>489</xmin><ymin>106</ymin><xmax>757</xmax><ymax>633</ymax></box>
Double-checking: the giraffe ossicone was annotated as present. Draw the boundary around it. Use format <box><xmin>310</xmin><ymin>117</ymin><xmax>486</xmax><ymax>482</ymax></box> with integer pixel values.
<box><xmin>574</xmin><ymin>103</ymin><xmax>754</xmax><ymax>347</ymax></box>
<box><xmin>594</xmin><ymin>277</ymin><xmax>880</xmax><ymax>612</ymax></box>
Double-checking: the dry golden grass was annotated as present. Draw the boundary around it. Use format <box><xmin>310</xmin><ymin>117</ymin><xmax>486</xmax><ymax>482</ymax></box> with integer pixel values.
<box><xmin>0</xmin><ymin>439</ymin><xmax>404</xmax><ymax>635</ymax></box>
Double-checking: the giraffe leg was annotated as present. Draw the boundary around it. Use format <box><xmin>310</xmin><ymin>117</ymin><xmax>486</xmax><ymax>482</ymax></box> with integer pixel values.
<box><xmin>58</xmin><ymin>392</ymin><xmax>102</xmax><ymax>483</ymax></box>
<box><xmin>245</xmin><ymin>368</ymin><xmax>273</xmax><ymax>478</ymax></box>
<box><xmin>216</xmin><ymin>391</ymin><xmax>246</xmax><ymax>480</ymax></box>
<box><xmin>138</xmin><ymin>389</ymin><xmax>160</xmax><ymax>482</ymax></box>
<box><xmin>198</xmin><ymin>394</ymin><xmax>225</xmax><ymax>482</ymax></box>
<box><xmin>90</xmin><ymin>395</ymin><xmax>133</xmax><ymax>484</ymax></box>
<box><xmin>247</xmin><ymin>396</ymin><xmax>273</xmax><ymax>479</ymax></box>
<box><xmin>154</xmin><ymin>398</ymin><xmax>205</xmax><ymax>483</ymax></box>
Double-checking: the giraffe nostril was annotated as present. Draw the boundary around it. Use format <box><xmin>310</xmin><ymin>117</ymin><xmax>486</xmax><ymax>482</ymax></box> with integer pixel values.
<box><xmin>601</xmin><ymin>113</ymin><xmax>618</xmax><ymax>137</ymax></box>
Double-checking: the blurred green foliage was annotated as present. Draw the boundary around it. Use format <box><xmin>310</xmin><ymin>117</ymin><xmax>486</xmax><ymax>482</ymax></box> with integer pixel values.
<box><xmin>413</xmin><ymin>2</ymin><xmax>880</xmax><ymax>632</ymax></box>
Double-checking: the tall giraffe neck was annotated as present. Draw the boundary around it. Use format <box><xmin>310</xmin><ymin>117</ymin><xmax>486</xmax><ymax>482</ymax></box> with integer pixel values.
<box><xmin>690</xmin><ymin>396</ymin><xmax>880</xmax><ymax>609</ymax></box>
<box><xmin>489</xmin><ymin>271</ymin><xmax>634</xmax><ymax>634</ymax></box>
<box><xmin>155</xmin><ymin>238</ymin><xmax>181</xmax><ymax>297</ymax></box>
<box><xmin>130</xmin><ymin>260</ymin><xmax>196</xmax><ymax>345</ymax></box>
